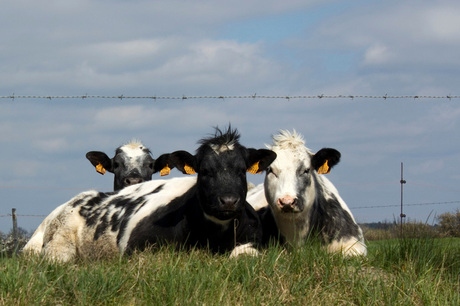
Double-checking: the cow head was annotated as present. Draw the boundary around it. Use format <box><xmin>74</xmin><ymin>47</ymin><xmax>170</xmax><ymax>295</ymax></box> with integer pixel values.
<box><xmin>86</xmin><ymin>140</ymin><xmax>155</xmax><ymax>191</ymax></box>
<box><xmin>156</xmin><ymin>127</ymin><xmax>276</xmax><ymax>222</ymax></box>
<box><xmin>264</xmin><ymin>130</ymin><xmax>340</xmax><ymax>214</ymax></box>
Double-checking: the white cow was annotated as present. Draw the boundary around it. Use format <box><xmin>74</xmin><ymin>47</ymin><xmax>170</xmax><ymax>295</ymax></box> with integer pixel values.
<box><xmin>247</xmin><ymin>130</ymin><xmax>366</xmax><ymax>256</ymax></box>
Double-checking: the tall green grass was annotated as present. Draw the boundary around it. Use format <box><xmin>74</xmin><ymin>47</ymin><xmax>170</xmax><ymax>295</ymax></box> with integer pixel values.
<box><xmin>1</xmin><ymin>238</ymin><xmax>458</xmax><ymax>305</ymax></box>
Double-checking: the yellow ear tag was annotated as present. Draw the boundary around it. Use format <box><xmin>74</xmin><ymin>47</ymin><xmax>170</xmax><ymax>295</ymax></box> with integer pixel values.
<box><xmin>160</xmin><ymin>165</ymin><xmax>171</xmax><ymax>176</ymax></box>
<box><xmin>184</xmin><ymin>164</ymin><xmax>196</xmax><ymax>175</ymax></box>
<box><xmin>247</xmin><ymin>161</ymin><xmax>260</xmax><ymax>174</ymax></box>
<box><xmin>96</xmin><ymin>163</ymin><xmax>106</xmax><ymax>175</ymax></box>
<box><xmin>317</xmin><ymin>160</ymin><xmax>330</xmax><ymax>174</ymax></box>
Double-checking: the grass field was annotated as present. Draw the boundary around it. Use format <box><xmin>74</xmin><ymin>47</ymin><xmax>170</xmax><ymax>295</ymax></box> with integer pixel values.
<box><xmin>1</xmin><ymin>238</ymin><xmax>459</xmax><ymax>305</ymax></box>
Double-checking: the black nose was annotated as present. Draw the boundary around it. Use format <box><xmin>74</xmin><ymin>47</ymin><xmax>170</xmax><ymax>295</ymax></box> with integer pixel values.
<box><xmin>218</xmin><ymin>195</ymin><xmax>240</xmax><ymax>209</ymax></box>
<box><xmin>124</xmin><ymin>177</ymin><xmax>144</xmax><ymax>186</ymax></box>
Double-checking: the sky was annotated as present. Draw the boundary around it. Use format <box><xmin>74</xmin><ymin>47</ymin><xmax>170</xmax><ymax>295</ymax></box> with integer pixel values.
<box><xmin>1</xmin><ymin>0</ymin><xmax>459</xmax><ymax>234</ymax></box>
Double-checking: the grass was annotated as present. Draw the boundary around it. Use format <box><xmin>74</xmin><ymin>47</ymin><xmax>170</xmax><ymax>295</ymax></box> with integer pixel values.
<box><xmin>1</xmin><ymin>238</ymin><xmax>459</xmax><ymax>305</ymax></box>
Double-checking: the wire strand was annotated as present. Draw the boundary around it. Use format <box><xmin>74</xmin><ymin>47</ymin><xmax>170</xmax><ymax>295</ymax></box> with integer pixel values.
<box><xmin>1</xmin><ymin>94</ymin><xmax>459</xmax><ymax>101</ymax></box>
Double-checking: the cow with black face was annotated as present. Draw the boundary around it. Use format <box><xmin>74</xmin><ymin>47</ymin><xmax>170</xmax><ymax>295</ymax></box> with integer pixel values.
<box><xmin>23</xmin><ymin>127</ymin><xmax>276</xmax><ymax>261</ymax></box>
<box><xmin>86</xmin><ymin>140</ymin><xmax>155</xmax><ymax>191</ymax></box>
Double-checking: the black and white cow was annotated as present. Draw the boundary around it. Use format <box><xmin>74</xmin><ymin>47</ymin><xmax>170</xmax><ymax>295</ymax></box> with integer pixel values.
<box><xmin>22</xmin><ymin>140</ymin><xmax>155</xmax><ymax>254</ymax></box>
<box><xmin>247</xmin><ymin>130</ymin><xmax>366</xmax><ymax>256</ymax></box>
<box><xmin>23</xmin><ymin>127</ymin><xmax>276</xmax><ymax>262</ymax></box>
<box><xmin>86</xmin><ymin>140</ymin><xmax>155</xmax><ymax>191</ymax></box>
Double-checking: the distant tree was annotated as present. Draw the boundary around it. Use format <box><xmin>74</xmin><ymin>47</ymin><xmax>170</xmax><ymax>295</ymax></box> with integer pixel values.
<box><xmin>0</xmin><ymin>226</ymin><xmax>31</xmax><ymax>255</ymax></box>
<box><xmin>8</xmin><ymin>227</ymin><xmax>31</xmax><ymax>239</ymax></box>
<box><xmin>437</xmin><ymin>209</ymin><xmax>460</xmax><ymax>237</ymax></box>
<box><xmin>0</xmin><ymin>231</ymin><xmax>5</xmax><ymax>247</ymax></box>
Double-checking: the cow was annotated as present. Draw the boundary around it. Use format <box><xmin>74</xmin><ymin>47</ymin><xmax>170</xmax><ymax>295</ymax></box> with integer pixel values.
<box><xmin>247</xmin><ymin>130</ymin><xmax>367</xmax><ymax>257</ymax></box>
<box><xmin>23</xmin><ymin>140</ymin><xmax>156</xmax><ymax>254</ymax></box>
<box><xmin>86</xmin><ymin>140</ymin><xmax>155</xmax><ymax>191</ymax></box>
<box><xmin>22</xmin><ymin>127</ymin><xmax>276</xmax><ymax>262</ymax></box>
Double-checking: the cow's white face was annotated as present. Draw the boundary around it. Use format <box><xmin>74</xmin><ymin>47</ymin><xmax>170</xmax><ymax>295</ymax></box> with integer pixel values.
<box><xmin>264</xmin><ymin>146</ymin><xmax>315</xmax><ymax>215</ymax></box>
<box><xmin>261</xmin><ymin>130</ymin><xmax>343</xmax><ymax>246</ymax></box>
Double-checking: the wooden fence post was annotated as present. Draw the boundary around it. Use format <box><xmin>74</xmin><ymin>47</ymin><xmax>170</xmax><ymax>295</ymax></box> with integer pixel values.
<box><xmin>12</xmin><ymin>208</ymin><xmax>18</xmax><ymax>253</ymax></box>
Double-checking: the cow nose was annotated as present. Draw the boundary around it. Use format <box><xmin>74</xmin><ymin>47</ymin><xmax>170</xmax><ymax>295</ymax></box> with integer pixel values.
<box><xmin>124</xmin><ymin>177</ymin><xmax>144</xmax><ymax>186</ymax></box>
<box><xmin>278</xmin><ymin>196</ymin><xmax>297</xmax><ymax>209</ymax></box>
<box><xmin>218</xmin><ymin>195</ymin><xmax>240</xmax><ymax>209</ymax></box>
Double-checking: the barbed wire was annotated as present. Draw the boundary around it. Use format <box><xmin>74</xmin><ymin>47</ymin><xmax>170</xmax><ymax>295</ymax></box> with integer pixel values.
<box><xmin>1</xmin><ymin>94</ymin><xmax>460</xmax><ymax>101</ymax></box>
<box><xmin>0</xmin><ymin>214</ymin><xmax>47</xmax><ymax>217</ymax></box>
<box><xmin>352</xmin><ymin>200</ymin><xmax>460</xmax><ymax>210</ymax></box>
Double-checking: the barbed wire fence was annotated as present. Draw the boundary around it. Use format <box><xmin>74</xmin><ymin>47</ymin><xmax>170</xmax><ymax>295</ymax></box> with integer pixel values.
<box><xmin>1</xmin><ymin>93</ymin><xmax>459</xmax><ymax>245</ymax></box>
<box><xmin>1</xmin><ymin>94</ymin><xmax>460</xmax><ymax>101</ymax></box>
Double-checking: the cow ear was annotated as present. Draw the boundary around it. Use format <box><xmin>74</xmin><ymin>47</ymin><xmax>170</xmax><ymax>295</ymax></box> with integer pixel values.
<box><xmin>169</xmin><ymin>150</ymin><xmax>197</xmax><ymax>175</ymax></box>
<box><xmin>86</xmin><ymin>151</ymin><xmax>113</xmax><ymax>175</ymax></box>
<box><xmin>312</xmin><ymin>148</ymin><xmax>341</xmax><ymax>174</ymax></box>
<box><xmin>153</xmin><ymin>153</ymin><xmax>172</xmax><ymax>176</ymax></box>
<box><xmin>246</xmin><ymin>149</ymin><xmax>277</xmax><ymax>174</ymax></box>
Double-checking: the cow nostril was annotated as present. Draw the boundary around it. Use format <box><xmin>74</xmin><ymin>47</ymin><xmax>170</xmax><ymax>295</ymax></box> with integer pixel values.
<box><xmin>278</xmin><ymin>197</ymin><xmax>297</xmax><ymax>207</ymax></box>
<box><xmin>219</xmin><ymin>196</ymin><xmax>240</xmax><ymax>208</ymax></box>
<box><xmin>125</xmin><ymin>177</ymin><xmax>144</xmax><ymax>186</ymax></box>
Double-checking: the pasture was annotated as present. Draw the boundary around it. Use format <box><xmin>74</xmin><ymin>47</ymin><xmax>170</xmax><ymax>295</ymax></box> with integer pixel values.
<box><xmin>1</xmin><ymin>237</ymin><xmax>458</xmax><ymax>305</ymax></box>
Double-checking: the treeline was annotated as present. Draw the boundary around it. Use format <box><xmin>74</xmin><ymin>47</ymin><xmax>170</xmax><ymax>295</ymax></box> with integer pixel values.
<box><xmin>361</xmin><ymin>209</ymin><xmax>460</xmax><ymax>241</ymax></box>
<box><xmin>0</xmin><ymin>227</ymin><xmax>31</xmax><ymax>256</ymax></box>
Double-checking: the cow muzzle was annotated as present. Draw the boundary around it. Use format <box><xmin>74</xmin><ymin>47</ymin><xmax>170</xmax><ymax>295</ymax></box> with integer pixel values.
<box><xmin>218</xmin><ymin>195</ymin><xmax>241</xmax><ymax>211</ymax></box>
<box><xmin>277</xmin><ymin>196</ymin><xmax>299</xmax><ymax>213</ymax></box>
<box><xmin>124</xmin><ymin>176</ymin><xmax>145</xmax><ymax>187</ymax></box>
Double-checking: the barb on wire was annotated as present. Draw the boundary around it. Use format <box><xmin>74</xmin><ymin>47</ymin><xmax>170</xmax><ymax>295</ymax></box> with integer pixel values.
<box><xmin>1</xmin><ymin>94</ymin><xmax>460</xmax><ymax>101</ymax></box>
<box><xmin>0</xmin><ymin>214</ymin><xmax>47</xmax><ymax>217</ymax></box>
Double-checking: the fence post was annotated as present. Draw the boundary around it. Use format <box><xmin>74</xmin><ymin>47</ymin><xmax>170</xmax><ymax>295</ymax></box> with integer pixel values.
<box><xmin>12</xmin><ymin>208</ymin><xmax>18</xmax><ymax>253</ymax></box>
<box><xmin>400</xmin><ymin>163</ymin><xmax>406</xmax><ymax>237</ymax></box>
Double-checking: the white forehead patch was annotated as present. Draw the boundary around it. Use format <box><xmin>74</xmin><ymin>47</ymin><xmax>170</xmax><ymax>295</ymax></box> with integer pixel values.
<box><xmin>267</xmin><ymin>130</ymin><xmax>312</xmax><ymax>159</ymax></box>
<box><xmin>119</xmin><ymin>140</ymin><xmax>149</xmax><ymax>159</ymax></box>
<box><xmin>210</xmin><ymin>142</ymin><xmax>235</xmax><ymax>155</ymax></box>
<box><xmin>125</xmin><ymin>139</ymin><xmax>144</xmax><ymax>150</ymax></box>
<box><xmin>268</xmin><ymin>130</ymin><xmax>308</xmax><ymax>151</ymax></box>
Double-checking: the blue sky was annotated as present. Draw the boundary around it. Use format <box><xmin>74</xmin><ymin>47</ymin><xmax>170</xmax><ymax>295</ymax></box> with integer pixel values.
<box><xmin>1</xmin><ymin>0</ymin><xmax>459</xmax><ymax>234</ymax></box>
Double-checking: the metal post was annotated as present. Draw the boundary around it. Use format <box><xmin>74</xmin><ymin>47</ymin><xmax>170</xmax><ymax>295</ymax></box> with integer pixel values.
<box><xmin>400</xmin><ymin>163</ymin><xmax>406</xmax><ymax>237</ymax></box>
<box><xmin>12</xmin><ymin>208</ymin><xmax>18</xmax><ymax>252</ymax></box>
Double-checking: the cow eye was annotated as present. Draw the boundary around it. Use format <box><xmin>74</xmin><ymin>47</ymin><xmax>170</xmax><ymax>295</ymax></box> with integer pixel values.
<box><xmin>148</xmin><ymin>163</ymin><xmax>154</xmax><ymax>170</ymax></box>
<box><xmin>267</xmin><ymin>167</ymin><xmax>278</xmax><ymax>178</ymax></box>
<box><xmin>113</xmin><ymin>162</ymin><xmax>119</xmax><ymax>169</ymax></box>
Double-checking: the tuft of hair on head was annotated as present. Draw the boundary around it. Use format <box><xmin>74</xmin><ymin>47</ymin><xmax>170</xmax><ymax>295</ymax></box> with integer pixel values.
<box><xmin>116</xmin><ymin>139</ymin><xmax>151</xmax><ymax>155</ymax></box>
<box><xmin>268</xmin><ymin>129</ymin><xmax>308</xmax><ymax>151</ymax></box>
<box><xmin>125</xmin><ymin>139</ymin><xmax>145</xmax><ymax>149</ymax></box>
<box><xmin>199</xmin><ymin>125</ymin><xmax>240</xmax><ymax>153</ymax></box>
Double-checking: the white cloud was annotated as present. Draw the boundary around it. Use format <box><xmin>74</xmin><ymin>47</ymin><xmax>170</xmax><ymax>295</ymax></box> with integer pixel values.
<box><xmin>412</xmin><ymin>159</ymin><xmax>445</xmax><ymax>176</ymax></box>
<box><xmin>3</xmin><ymin>160</ymin><xmax>42</xmax><ymax>179</ymax></box>
<box><xmin>32</xmin><ymin>138</ymin><xmax>71</xmax><ymax>153</ymax></box>
<box><xmin>363</xmin><ymin>43</ymin><xmax>393</xmax><ymax>65</ymax></box>
<box><xmin>415</xmin><ymin>6</ymin><xmax>460</xmax><ymax>43</ymax></box>
<box><xmin>85</xmin><ymin>40</ymin><xmax>163</xmax><ymax>60</ymax></box>
<box><xmin>302</xmin><ymin>0</ymin><xmax>460</xmax><ymax>88</ymax></box>
<box><xmin>156</xmin><ymin>40</ymin><xmax>279</xmax><ymax>87</ymax></box>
